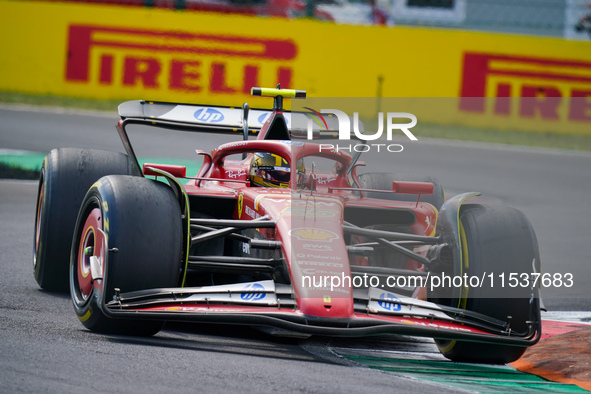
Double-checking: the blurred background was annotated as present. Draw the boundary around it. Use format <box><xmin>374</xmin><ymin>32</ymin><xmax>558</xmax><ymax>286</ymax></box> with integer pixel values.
<box><xmin>28</xmin><ymin>0</ymin><xmax>591</xmax><ymax>38</ymax></box>
<box><xmin>3</xmin><ymin>0</ymin><xmax>591</xmax><ymax>147</ymax></box>
<box><xmin>1</xmin><ymin>0</ymin><xmax>591</xmax><ymax>146</ymax></box>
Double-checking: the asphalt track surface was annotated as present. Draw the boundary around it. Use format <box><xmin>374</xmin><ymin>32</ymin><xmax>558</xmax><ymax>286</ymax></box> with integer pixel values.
<box><xmin>1</xmin><ymin>105</ymin><xmax>591</xmax><ymax>392</ymax></box>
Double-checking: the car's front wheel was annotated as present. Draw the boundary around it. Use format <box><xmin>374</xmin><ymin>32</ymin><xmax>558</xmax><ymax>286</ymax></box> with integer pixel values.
<box><xmin>70</xmin><ymin>175</ymin><xmax>183</xmax><ymax>336</ymax></box>
<box><xmin>432</xmin><ymin>204</ymin><xmax>541</xmax><ymax>363</ymax></box>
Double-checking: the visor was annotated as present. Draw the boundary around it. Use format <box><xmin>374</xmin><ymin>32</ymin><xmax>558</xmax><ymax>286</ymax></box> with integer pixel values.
<box><xmin>259</xmin><ymin>166</ymin><xmax>290</xmax><ymax>183</ymax></box>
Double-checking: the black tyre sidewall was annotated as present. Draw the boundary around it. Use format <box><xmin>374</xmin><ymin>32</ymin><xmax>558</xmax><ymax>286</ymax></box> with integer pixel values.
<box><xmin>435</xmin><ymin>204</ymin><xmax>541</xmax><ymax>363</ymax></box>
<box><xmin>34</xmin><ymin>148</ymin><xmax>139</xmax><ymax>292</ymax></box>
<box><xmin>71</xmin><ymin>175</ymin><xmax>183</xmax><ymax>336</ymax></box>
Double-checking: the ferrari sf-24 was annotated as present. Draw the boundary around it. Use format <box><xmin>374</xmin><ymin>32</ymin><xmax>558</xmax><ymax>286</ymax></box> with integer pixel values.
<box><xmin>33</xmin><ymin>87</ymin><xmax>542</xmax><ymax>363</ymax></box>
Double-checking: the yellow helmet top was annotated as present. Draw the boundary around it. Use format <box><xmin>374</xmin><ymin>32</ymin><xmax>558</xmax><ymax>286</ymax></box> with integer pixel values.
<box><xmin>249</xmin><ymin>152</ymin><xmax>291</xmax><ymax>188</ymax></box>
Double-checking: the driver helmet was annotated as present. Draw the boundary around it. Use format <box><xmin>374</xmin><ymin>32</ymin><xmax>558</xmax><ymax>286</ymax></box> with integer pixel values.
<box><xmin>249</xmin><ymin>153</ymin><xmax>306</xmax><ymax>188</ymax></box>
<box><xmin>249</xmin><ymin>152</ymin><xmax>291</xmax><ymax>188</ymax></box>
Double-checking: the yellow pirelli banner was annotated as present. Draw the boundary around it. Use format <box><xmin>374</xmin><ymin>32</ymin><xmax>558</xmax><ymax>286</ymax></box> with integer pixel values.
<box><xmin>1</xmin><ymin>0</ymin><xmax>591</xmax><ymax>134</ymax></box>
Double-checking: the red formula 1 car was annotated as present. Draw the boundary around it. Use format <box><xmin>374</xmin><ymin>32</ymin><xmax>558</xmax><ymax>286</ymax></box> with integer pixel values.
<box><xmin>33</xmin><ymin>87</ymin><xmax>542</xmax><ymax>363</ymax></box>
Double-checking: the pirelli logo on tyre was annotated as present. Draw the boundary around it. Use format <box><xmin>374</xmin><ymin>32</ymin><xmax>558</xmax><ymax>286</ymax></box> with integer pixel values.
<box><xmin>65</xmin><ymin>25</ymin><xmax>297</xmax><ymax>96</ymax></box>
<box><xmin>460</xmin><ymin>52</ymin><xmax>591</xmax><ymax>123</ymax></box>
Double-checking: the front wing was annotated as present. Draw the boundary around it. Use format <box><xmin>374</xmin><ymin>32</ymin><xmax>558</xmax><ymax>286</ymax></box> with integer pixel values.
<box><xmin>101</xmin><ymin>280</ymin><xmax>541</xmax><ymax>346</ymax></box>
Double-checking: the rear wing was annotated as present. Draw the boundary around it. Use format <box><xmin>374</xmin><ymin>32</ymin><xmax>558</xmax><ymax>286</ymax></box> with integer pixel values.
<box><xmin>119</xmin><ymin>100</ymin><xmax>272</xmax><ymax>134</ymax></box>
<box><xmin>117</xmin><ymin>100</ymin><xmax>345</xmax><ymax>138</ymax></box>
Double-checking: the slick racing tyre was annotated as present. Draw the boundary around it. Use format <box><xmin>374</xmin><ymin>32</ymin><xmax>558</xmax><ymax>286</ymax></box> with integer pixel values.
<box><xmin>34</xmin><ymin>148</ymin><xmax>140</xmax><ymax>292</ymax></box>
<box><xmin>433</xmin><ymin>204</ymin><xmax>541</xmax><ymax>364</ymax></box>
<box><xmin>70</xmin><ymin>175</ymin><xmax>183</xmax><ymax>336</ymax></box>
<box><xmin>356</xmin><ymin>172</ymin><xmax>445</xmax><ymax>210</ymax></box>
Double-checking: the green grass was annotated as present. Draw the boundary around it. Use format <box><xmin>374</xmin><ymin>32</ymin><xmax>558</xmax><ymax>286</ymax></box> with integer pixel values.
<box><xmin>2</xmin><ymin>91</ymin><xmax>591</xmax><ymax>151</ymax></box>
<box><xmin>0</xmin><ymin>162</ymin><xmax>40</xmax><ymax>180</ymax></box>
<box><xmin>0</xmin><ymin>151</ymin><xmax>201</xmax><ymax>182</ymax></box>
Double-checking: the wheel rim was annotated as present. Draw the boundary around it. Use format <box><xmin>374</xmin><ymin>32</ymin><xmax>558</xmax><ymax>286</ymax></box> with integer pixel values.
<box><xmin>75</xmin><ymin>207</ymin><xmax>104</xmax><ymax>303</ymax></box>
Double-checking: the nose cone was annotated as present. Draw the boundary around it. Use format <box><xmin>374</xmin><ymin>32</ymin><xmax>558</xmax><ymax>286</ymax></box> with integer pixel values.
<box><xmin>278</xmin><ymin>199</ymin><xmax>354</xmax><ymax>319</ymax></box>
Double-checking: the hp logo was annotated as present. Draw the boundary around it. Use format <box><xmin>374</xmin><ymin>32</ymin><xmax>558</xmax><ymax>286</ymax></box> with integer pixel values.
<box><xmin>377</xmin><ymin>292</ymin><xmax>401</xmax><ymax>311</ymax></box>
<box><xmin>240</xmin><ymin>283</ymin><xmax>266</xmax><ymax>301</ymax></box>
<box><xmin>194</xmin><ymin>108</ymin><xmax>224</xmax><ymax>123</ymax></box>
<box><xmin>258</xmin><ymin>113</ymin><xmax>289</xmax><ymax>125</ymax></box>
<box><xmin>257</xmin><ymin>113</ymin><xmax>270</xmax><ymax>125</ymax></box>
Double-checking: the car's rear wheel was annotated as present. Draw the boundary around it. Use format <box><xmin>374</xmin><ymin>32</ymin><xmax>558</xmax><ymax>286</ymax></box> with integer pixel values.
<box><xmin>34</xmin><ymin>148</ymin><xmax>139</xmax><ymax>292</ymax></box>
<box><xmin>433</xmin><ymin>204</ymin><xmax>541</xmax><ymax>363</ymax></box>
<box><xmin>356</xmin><ymin>172</ymin><xmax>445</xmax><ymax>210</ymax></box>
<box><xmin>70</xmin><ymin>175</ymin><xmax>183</xmax><ymax>336</ymax></box>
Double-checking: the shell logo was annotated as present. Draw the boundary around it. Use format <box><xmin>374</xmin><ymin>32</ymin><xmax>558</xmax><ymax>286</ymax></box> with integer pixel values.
<box><xmin>289</xmin><ymin>228</ymin><xmax>339</xmax><ymax>242</ymax></box>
